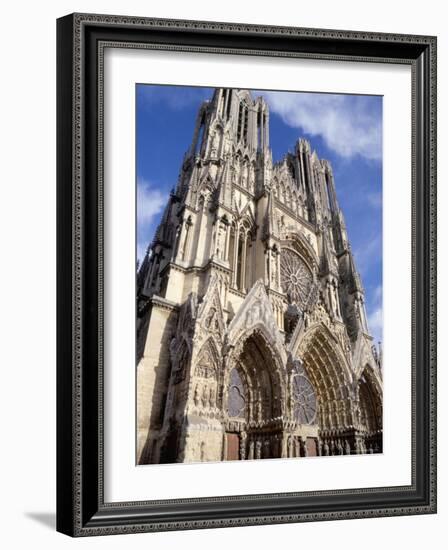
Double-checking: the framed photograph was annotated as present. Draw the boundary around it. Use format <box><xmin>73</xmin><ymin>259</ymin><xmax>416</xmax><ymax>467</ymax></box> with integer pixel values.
<box><xmin>56</xmin><ymin>13</ymin><xmax>437</xmax><ymax>536</ymax></box>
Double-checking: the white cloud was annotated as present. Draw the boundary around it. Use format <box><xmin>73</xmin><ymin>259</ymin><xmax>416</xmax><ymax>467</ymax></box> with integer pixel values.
<box><xmin>367</xmin><ymin>284</ymin><xmax>383</xmax><ymax>344</ymax></box>
<box><xmin>263</xmin><ymin>91</ymin><xmax>382</xmax><ymax>160</ymax></box>
<box><xmin>368</xmin><ymin>305</ymin><xmax>383</xmax><ymax>343</ymax></box>
<box><xmin>137</xmin><ymin>177</ymin><xmax>165</xmax><ymax>226</ymax></box>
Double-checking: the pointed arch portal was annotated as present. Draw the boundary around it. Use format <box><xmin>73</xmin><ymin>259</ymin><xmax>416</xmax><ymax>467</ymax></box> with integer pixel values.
<box><xmin>224</xmin><ymin>330</ymin><xmax>285</xmax><ymax>460</ymax></box>
<box><xmin>358</xmin><ymin>366</ymin><xmax>383</xmax><ymax>453</ymax></box>
<box><xmin>298</xmin><ymin>325</ymin><xmax>382</xmax><ymax>455</ymax></box>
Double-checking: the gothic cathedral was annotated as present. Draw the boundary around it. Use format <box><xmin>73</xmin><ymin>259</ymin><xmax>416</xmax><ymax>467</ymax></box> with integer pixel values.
<box><xmin>136</xmin><ymin>88</ymin><xmax>383</xmax><ymax>464</ymax></box>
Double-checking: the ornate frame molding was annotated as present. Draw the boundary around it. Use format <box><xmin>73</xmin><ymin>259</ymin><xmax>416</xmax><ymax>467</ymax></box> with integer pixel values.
<box><xmin>57</xmin><ymin>12</ymin><xmax>436</xmax><ymax>536</ymax></box>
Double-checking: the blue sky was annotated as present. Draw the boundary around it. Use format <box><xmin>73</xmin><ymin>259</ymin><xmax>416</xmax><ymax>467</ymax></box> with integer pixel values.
<box><xmin>136</xmin><ymin>85</ymin><xmax>382</xmax><ymax>343</ymax></box>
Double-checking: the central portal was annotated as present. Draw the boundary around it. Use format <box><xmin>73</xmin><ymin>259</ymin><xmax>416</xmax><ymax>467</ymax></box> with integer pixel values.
<box><xmin>225</xmin><ymin>331</ymin><xmax>284</xmax><ymax>460</ymax></box>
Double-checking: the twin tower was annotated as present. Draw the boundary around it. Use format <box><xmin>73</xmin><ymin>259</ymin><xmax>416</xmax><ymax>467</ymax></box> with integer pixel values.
<box><xmin>136</xmin><ymin>88</ymin><xmax>382</xmax><ymax>464</ymax></box>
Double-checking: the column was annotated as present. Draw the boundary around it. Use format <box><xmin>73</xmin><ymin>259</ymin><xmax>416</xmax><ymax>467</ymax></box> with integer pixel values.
<box><xmin>241</xmin><ymin>233</ymin><xmax>247</xmax><ymax>291</ymax></box>
<box><xmin>183</xmin><ymin>220</ymin><xmax>192</xmax><ymax>262</ymax></box>
<box><xmin>224</xmin><ymin>223</ymin><xmax>231</xmax><ymax>262</ymax></box>
<box><xmin>264</xmin><ymin>112</ymin><xmax>269</xmax><ymax>149</ymax></box>
<box><xmin>265</xmin><ymin>248</ymin><xmax>270</xmax><ymax>285</ymax></box>
<box><xmin>176</xmin><ymin>219</ymin><xmax>187</xmax><ymax>261</ymax></box>
<box><xmin>171</xmin><ymin>224</ymin><xmax>181</xmax><ymax>262</ymax></box>
<box><xmin>218</xmin><ymin>89</ymin><xmax>224</xmax><ymax>116</ymax></box>
<box><xmin>232</xmin><ymin>226</ymin><xmax>240</xmax><ymax>287</ymax></box>
<box><xmin>223</xmin><ymin>89</ymin><xmax>229</xmax><ymax>120</ymax></box>
<box><xmin>327</xmin><ymin>280</ymin><xmax>333</xmax><ymax>315</ymax></box>
<box><xmin>276</xmin><ymin>250</ymin><xmax>281</xmax><ymax>291</ymax></box>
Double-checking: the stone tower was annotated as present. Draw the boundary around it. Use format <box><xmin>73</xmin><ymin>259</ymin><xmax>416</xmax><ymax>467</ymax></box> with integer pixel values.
<box><xmin>136</xmin><ymin>88</ymin><xmax>383</xmax><ymax>464</ymax></box>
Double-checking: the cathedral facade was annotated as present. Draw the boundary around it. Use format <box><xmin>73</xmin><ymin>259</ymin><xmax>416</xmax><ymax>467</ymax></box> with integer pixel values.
<box><xmin>136</xmin><ymin>88</ymin><xmax>383</xmax><ymax>464</ymax></box>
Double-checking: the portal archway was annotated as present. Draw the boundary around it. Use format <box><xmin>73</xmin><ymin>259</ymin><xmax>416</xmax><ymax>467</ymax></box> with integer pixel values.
<box><xmin>297</xmin><ymin>324</ymin><xmax>356</xmax><ymax>455</ymax></box>
<box><xmin>357</xmin><ymin>365</ymin><xmax>383</xmax><ymax>453</ymax></box>
<box><xmin>224</xmin><ymin>329</ymin><xmax>285</xmax><ymax>460</ymax></box>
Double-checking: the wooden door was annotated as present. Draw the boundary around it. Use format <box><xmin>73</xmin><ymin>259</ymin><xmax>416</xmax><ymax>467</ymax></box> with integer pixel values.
<box><xmin>226</xmin><ymin>433</ymin><xmax>240</xmax><ymax>461</ymax></box>
<box><xmin>306</xmin><ymin>437</ymin><xmax>317</xmax><ymax>457</ymax></box>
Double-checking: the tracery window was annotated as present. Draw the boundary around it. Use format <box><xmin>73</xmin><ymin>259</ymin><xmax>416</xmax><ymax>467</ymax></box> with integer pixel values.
<box><xmin>292</xmin><ymin>373</ymin><xmax>317</xmax><ymax>424</ymax></box>
<box><xmin>280</xmin><ymin>249</ymin><xmax>313</xmax><ymax>309</ymax></box>
<box><xmin>227</xmin><ymin>367</ymin><xmax>246</xmax><ymax>418</ymax></box>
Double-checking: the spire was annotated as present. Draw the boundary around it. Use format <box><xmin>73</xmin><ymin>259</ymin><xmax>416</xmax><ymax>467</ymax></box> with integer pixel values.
<box><xmin>182</xmin><ymin>162</ymin><xmax>200</xmax><ymax>208</ymax></box>
<box><xmin>320</xmin><ymin>227</ymin><xmax>337</xmax><ymax>277</ymax></box>
<box><xmin>322</xmin><ymin>159</ymin><xmax>339</xmax><ymax>214</ymax></box>
<box><xmin>347</xmin><ymin>246</ymin><xmax>363</xmax><ymax>294</ymax></box>
<box><xmin>217</xmin><ymin>161</ymin><xmax>229</xmax><ymax>204</ymax></box>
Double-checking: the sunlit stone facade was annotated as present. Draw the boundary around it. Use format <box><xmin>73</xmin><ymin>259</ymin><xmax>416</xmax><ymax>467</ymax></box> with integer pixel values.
<box><xmin>136</xmin><ymin>88</ymin><xmax>383</xmax><ymax>464</ymax></box>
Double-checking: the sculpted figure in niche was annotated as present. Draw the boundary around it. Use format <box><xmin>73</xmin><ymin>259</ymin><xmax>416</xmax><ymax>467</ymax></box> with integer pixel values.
<box><xmin>271</xmin><ymin>253</ymin><xmax>278</xmax><ymax>286</ymax></box>
<box><xmin>255</xmin><ymin>439</ymin><xmax>262</xmax><ymax>459</ymax></box>
<box><xmin>209</xmin><ymin>385</ymin><xmax>215</xmax><ymax>408</ymax></box>
<box><xmin>241</xmin><ymin>160</ymin><xmax>248</xmax><ymax>187</ymax></box>
<box><xmin>215</xmin><ymin>221</ymin><xmax>226</xmax><ymax>260</ymax></box>
<box><xmin>194</xmin><ymin>385</ymin><xmax>200</xmax><ymax>407</ymax></box>
<box><xmin>288</xmin><ymin>436</ymin><xmax>294</xmax><ymax>457</ymax></box>
<box><xmin>345</xmin><ymin>440</ymin><xmax>351</xmax><ymax>455</ymax></box>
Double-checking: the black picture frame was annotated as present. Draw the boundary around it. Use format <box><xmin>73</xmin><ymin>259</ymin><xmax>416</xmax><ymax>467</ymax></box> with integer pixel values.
<box><xmin>56</xmin><ymin>13</ymin><xmax>437</xmax><ymax>537</ymax></box>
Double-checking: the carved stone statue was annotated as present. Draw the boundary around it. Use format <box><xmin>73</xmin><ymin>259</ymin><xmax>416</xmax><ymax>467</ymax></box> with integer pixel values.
<box><xmin>255</xmin><ymin>440</ymin><xmax>262</xmax><ymax>460</ymax></box>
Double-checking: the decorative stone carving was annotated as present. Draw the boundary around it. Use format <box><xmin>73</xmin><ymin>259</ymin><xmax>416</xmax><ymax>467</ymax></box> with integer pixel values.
<box><xmin>227</xmin><ymin>368</ymin><xmax>246</xmax><ymax>418</ymax></box>
<box><xmin>194</xmin><ymin>274</ymin><xmax>225</xmax><ymax>348</ymax></box>
<box><xmin>292</xmin><ymin>373</ymin><xmax>317</xmax><ymax>425</ymax></box>
<box><xmin>226</xmin><ymin>280</ymin><xmax>285</xmax><ymax>360</ymax></box>
<box><xmin>280</xmin><ymin>249</ymin><xmax>313</xmax><ymax>309</ymax></box>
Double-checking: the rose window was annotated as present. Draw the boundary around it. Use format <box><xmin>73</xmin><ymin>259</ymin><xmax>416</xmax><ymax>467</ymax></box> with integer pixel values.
<box><xmin>280</xmin><ymin>249</ymin><xmax>313</xmax><ymax>308</ymax></box>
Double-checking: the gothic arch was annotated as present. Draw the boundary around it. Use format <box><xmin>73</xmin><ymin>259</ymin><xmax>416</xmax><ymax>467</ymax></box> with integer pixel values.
<box><xmin>297</xmin><ymin>323</ymin><xmax>354</xmax><ymax>430</ymax></box>
<box><xmin>281</xmin><ymin>232</ymin><xmax>319</xmax><ymax>273</ymax></box>
<box><xmin>226</xmin><ymin>280</ymin><xmax>287</xmax><ymax>365</ymax></box>
<box><xmin>195</xmin><ymin>176</ymin><xmax>215</xmax><ymax>209</ymax></box>
<box><xmin>225</xmin><ymin>327</ymin><xmax>286</xmax><ymax>422</ymax></box>
<box><xmin>238</xmin><ymin>201</ymin><xmax>256</xmax><ymax>229</ymax></box>
<box><xmin>194</xmin><ymin>336</ymin><xmax>220</xmax><ymax>376</ymax></box>
<box><xmin>191</xmin><ymin>337</ymin><xmax>220</xmax><ymax>411</ymax></box>
<box><xmin>357</xmin><ymin>365</ymin><xmax>383</xmax><ymax>433</ymax></box>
